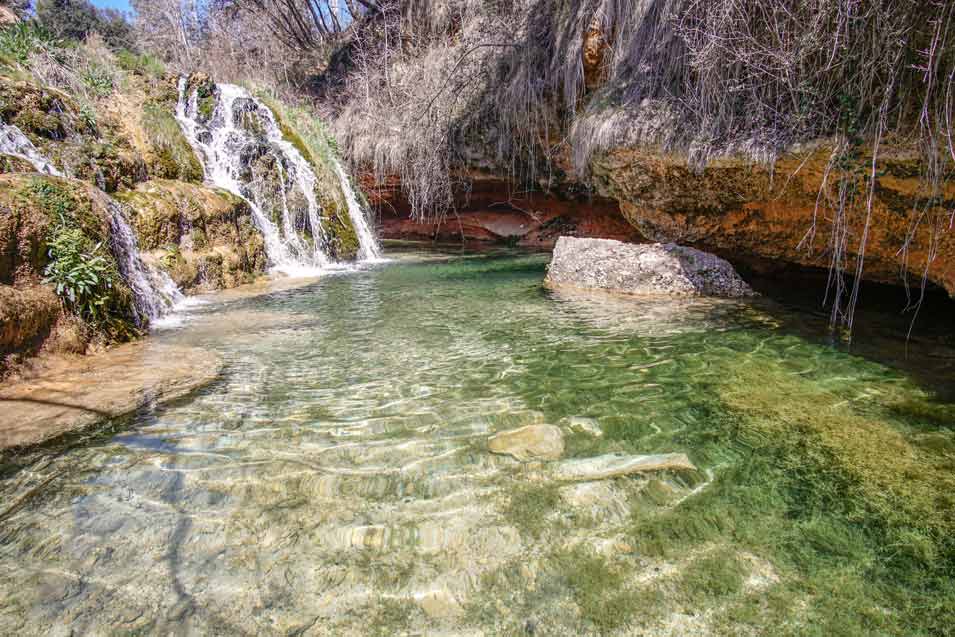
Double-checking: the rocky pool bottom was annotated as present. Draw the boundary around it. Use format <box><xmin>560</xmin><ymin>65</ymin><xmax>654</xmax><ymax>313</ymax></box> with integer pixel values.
<box><xmin>1</xmin><ymin>246</ymin><xmax>954</xmax><ymax>636</ymax></box>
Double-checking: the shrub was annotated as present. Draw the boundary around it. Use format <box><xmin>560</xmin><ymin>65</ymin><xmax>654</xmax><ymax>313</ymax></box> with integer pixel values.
<box><xmin>42</xmin><ymin>223</ymin><xmax>115</xmax><ymax>323</ymax></box>
<box><xmin>80</xmin><ymin>61</ymin><xmax>113</xmax><ymax>97</ymax></box>
<box><xmin>0</xmin><ymin>21</ymin><xmax>59</xmax><ymax>64</ymax></box>
<box><xmin>114</xmin><ymin>48</ymin><xmax>164</xmax><ymax>77</ymax></box>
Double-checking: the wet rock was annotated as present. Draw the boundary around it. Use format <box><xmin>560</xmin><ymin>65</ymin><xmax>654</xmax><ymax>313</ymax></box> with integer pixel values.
<box><xmin>488</xmin><ymin>424</ymin><xmax>564</xmax><ymax>461</ymax></box>
<box><xmin>565</xmin><ymin>416</ymin><xmax>603</xmax><ymax>437</ymax></box>
<box><xmin>553</xmin><ymin>452</ymin><xmax>696</xmax><ymax>481</ymax></box>
<box><xmin>545</xmin><ymin>237</ymin><xmax>755</xmax><ymax>297</ymax></box>
<box><xmin>0</xmin><ymin>342</ymin><xmax>223</xmax><ymax>450</ymax></box>
<box><xmin>115</xmin><ymin>179</ymin><xmax>267</xmax><ymax>292</ymax></box>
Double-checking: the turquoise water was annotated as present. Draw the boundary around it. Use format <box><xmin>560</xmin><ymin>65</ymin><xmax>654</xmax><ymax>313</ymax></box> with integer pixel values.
<box><xmin>1</xmin><ymin>247</ymin><xmax>953</xmax><ymax>635</ymax></box>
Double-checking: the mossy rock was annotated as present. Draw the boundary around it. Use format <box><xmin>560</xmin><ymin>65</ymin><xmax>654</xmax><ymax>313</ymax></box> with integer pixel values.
<box><xmin>116</xmin><ymin>179</ymin><xmax>267</xmax><ymax>292</ymax></box>
<box><xmin>322</xmin><ymin>196</ymin><xmax>360</xmax><ymax>260</ymax></box>
<box><xmin>140</xmin><ymin>100</ymin><xmax>203</xmax><ymax>182</ymax></box>
<box><xmin>0</xmin><ymin>153</ymin><xmax>38</xmax><ymax>174</ymax></box>
<box><xmin>254</xmin><ymin>92</ymin><xmax>369</xmax><ymax>261</ymax></box>
<box><xmin>0</xmin><ymin>78</ymin><xmax>82</xmax><ymax>141</ymax></box>
<box><xmin>0</xmin><ymin>173</ymin><xmax>138</xmax><ymax>343</ymax></box>
<box><xmin>187</xmin><ymin>73</ymin><xmax>217</xmax><ymax>122</ymax></box>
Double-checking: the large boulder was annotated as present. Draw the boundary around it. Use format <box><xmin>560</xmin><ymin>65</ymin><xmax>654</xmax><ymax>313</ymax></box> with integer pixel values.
<box><xmin>545</xmin><ymin>237</ymin><xmax>755</xmax><ymax>297</ymax></box>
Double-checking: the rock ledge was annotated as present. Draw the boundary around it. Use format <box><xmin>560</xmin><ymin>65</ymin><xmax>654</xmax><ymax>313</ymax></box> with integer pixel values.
<box><xmin>0</xmin><ymin>343</ymin><xmax>223</xmax><ymax>450</ymax></box>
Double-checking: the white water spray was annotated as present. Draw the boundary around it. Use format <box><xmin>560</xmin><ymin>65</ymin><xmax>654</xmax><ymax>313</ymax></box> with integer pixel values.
<box><xmin>175</xmin><ymin>78</ymin><xmax>381</xmax><ymax>273</ymax></box>
<box><xmin>0</xmin><ymin>121</ymin><xmax>63</xmax><ymax>176</ymax></box>
<box><xmin>330</xmin><ymin>157</ymin><xmax>382</xmax><ymax>261</ymax></box>
<box><xmin>107</xmin><ymin>199</ymin><xmax>184</xmax><ymax>326</ymax></box>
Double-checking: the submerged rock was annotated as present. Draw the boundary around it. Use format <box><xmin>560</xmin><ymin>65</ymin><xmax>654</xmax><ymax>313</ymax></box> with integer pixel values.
<box><xmin>414</xmin><ymin>589</ymin><xmax>464</xmax><ymax>619</ymax></box>
<box><xmin>553</xmin><ymin>452</ymin><xmax>696</xmax><ymax>481</ymax></box>
<box><xmin>0</xmin><ymin>342</ymin><xmax>222</xmax><ymax>450</ymax></box>
<box><xmin>565</xmin><ymin>416</ymin><xmax>603</xmax><ymax>437</ymax></box>
<box><xmin>545</xmin><ymin>237</ymin><xmax>755</xmax><ymax>297</ymax></box>
<box><xmin>488</xmin><ymin>424</ymin><xmax>564</xmax><ymax>461</ymax></box>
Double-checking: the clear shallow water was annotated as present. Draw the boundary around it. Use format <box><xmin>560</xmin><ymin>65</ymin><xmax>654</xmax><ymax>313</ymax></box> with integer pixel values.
<box><xmin>2</xmin><ymin>247</ymin><xmax>954</xmax><ymax>635</ymax></box>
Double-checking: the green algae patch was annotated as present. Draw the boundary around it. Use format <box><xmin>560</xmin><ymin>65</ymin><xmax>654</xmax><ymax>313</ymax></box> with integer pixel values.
<box><xmin>502</xmin><ymin>481</ymin><xmax>562</xmax><ymax>539</ymax></box>
<box><xmin>611</xmin><ymin>356</ymin><xmax>955</xmax><ymax>635</ymax></box>
<box><xmin>554</xmin><ymin>546</ymin><xmax>655</xmax><ymax>633</ymax></box>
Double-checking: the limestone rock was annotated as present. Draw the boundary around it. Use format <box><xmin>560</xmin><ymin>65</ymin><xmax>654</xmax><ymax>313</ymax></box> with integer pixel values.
<box><xmin>0</xmin><ymin>342</ymin><xmax>223</xmax><ymax>450</ymax></box>
<box><xmin>553</xmin><ymin>453</ymin><xmax>696</xmax><ymax>481</ymax></box>
<box><xmin>545</xmin><ymin>237</ymin><xmax>755</xmax><ymax>297</ymax></box>
<box><xmin>565</xmin><ymin>416</ymin><xmax>603</xmax><ymax>437</ymax></box>
<box><xmin>488</xmin><ymin>424</ymin><xmax>564</xmax><ymax>461</ymax></box>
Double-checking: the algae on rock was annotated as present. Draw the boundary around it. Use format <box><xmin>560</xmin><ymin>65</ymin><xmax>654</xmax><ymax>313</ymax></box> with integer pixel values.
<box><xmin>115</xmin><ymin>179</ymin><xmax>267</xmax><ymax>292</ymax></box>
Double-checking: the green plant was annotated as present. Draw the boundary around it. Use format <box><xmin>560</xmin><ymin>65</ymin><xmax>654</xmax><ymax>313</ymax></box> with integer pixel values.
<box><xmin>0</xmin><ymin>21</ymin><xmax>58</xmax><ymax>64</ymax></box>
<box><xmin>114</xmin><ymin>49</ymin><xmax>164</xmax><ymax>77</ymax></box>
<box><xmin>81</xmin><ymin>62</ymin><xmax>113</xmax><ymax>97</ymax></box>
<box><xmin>43</xmin><ymin>223</ymin><xmax>114</xmax><ymax>322</ymax></box>
<box><xmin>78</xmin><ymin>103</ymin><xmax>98</xmax><ymax>133</ymax></box>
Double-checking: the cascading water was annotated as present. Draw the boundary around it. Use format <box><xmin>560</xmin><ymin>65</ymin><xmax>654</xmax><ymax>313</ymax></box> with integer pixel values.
<box><xmin>1</xmin><ymin>117</ymin><xmax>182</xmax><ymax>326</ymax></box>
<box><xmin>330</xmin><ymin>157</ymin><xmax>382</xmax><ymax>261</ymax></box>
<box><xmin>0</xmin><ymin>121</ymin><xmax>63</xmax><ymax>176</ymax></box>
<box><xmin>175</xmin><ymin>78</ymin><xmax>381</xmax><ymax>273</ymax></box>
<box><xmin>106</xmin><ymin>199</ymin><xmax>184</xmax><ymax>326</ymax></box>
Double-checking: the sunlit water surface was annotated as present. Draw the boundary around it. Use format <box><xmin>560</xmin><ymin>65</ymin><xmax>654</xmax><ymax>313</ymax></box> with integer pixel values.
<box><xmin>1</xmin><ymin>247</ymin><xmax>953</xmax><ymax>635</ymax></box>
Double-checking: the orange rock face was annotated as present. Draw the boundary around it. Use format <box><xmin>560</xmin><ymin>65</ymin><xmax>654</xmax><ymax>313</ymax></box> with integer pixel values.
<box><xmin>592</xmin><ymin>145</ymin><xmax>955</xmax><ymax>295</ymax></box>
<box><xmin>582</xmin><ymin>24</ymin><xmax>607</xmax><ymax>91</ymax></box>
<box><xmin>362</xmin><ymin>172</ymin><xmax>642</xmax><ymax>248</ymax></box>
<box><xmin>359</xmin><ymin>142</ymin><xmax>953</xmax><ymax>296</ymax></box>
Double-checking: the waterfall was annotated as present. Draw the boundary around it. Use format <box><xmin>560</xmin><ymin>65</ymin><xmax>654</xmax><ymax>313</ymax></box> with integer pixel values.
<box><xmin>1</xmin><ymin>118</ymin><xmax>182</xmax><ymax>327</ymax></box>
<box><xmin>330</xmin><ymin>157</ymin><xmax>382</xmax><ymax>261</ymax></box>
<box><xmin>107</xmin><ymin>199</ymin><xmax>184</xmax><ymax>327</ymax></box>
<box><xmin>0</xmin><ymin>121</ymin><xmax>63</xmax><ymax>176</ymax></box>
<box><xmin>175</xmin><ymin>78</ymin><xmax>381</xmax><ymax>273</ymax></box>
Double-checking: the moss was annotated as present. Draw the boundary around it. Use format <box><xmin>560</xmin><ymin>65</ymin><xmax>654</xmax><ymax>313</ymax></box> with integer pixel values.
<box><xmin>197</xmin><ymin>94</ymin><xmax>215</xmax><ymax>120</ymax></box>
<box><xmin>553</xmin><ymin>546</ymin><xmax>654</xmax><ymax>633</ymax></box>
<box><xmin>502</xmin><ymin>482</ymin><xmax>561</xmax><ymax>539</ymax></box>
<box><xmin>367</xmin><ymin>597</ymin><xmax>421</xmax><ymax>636</ymax></box>
<box><xmin>117</xmin><ymin>180</ymin><xmax>267</xmax><ymax>292</ymax></box>
<box><xmin>0</xmin><ymin>78</ymin><xmax>81</xmax><ymax>142</ymax></box>
<box><xmin>141</xmin><ymin>100</ymin><xmax>203</xmax><ymax>182</ymax></box>
<box><xmin>678</xmin><ymin>549</ymin><xmax>746</xmax><ymax>604</ymax></box>
<box><xmin>324</xmin><ymin>198</ymin><xmax>360</xmax><ymax>260</ymax></box>
<box><xmin>613</xmin><ymin>356</ymin><xmax>955</xmax><ymax>635</ymax></box>
<box><xmin>887</xmin><ymin>397</ymin><xmax>955</xmax><ymax>430</ymax></box>
<box><xmin>263</xmin><ymin>100</ymin><xmax>315</xmax><ymax>165</ymax></box>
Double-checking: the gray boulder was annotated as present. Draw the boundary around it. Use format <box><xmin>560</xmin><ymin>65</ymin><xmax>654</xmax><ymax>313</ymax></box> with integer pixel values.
<box><xmin>545</xmin><ymin>237</ymin><xmax>755</xmax><ymax>297</ymax></box>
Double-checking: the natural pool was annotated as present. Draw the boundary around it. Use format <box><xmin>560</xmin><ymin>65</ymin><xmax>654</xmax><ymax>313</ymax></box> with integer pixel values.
<box><xmin>1</xmin><ymin>247</ymin><xmax>954</xmax><ymax>636</ymax></box>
